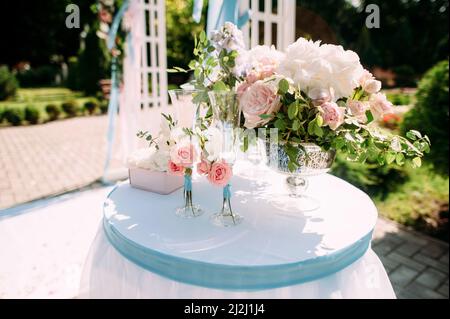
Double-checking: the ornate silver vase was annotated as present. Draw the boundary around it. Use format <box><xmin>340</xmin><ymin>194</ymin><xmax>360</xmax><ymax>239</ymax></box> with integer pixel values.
<box><xmin>265</xmin><ymin>142</ymin><xmax>336</xmax><ymax>211</ymax></box>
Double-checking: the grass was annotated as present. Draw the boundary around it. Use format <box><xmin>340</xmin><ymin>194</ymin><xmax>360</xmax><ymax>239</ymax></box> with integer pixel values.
<box><xmin>374</xmin><ymin>164</ymin><xmax>449</xmax><ymax>241</ymax></box>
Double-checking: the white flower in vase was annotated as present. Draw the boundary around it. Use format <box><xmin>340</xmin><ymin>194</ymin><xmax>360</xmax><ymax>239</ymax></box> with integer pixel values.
<box><xmin>203</xmin><ymin>127</ymin><xmax>223</xmax><ymax>162</ymax></box>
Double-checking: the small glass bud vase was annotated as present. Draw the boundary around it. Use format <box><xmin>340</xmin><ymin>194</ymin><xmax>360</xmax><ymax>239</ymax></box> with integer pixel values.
<box><xmin>207</xmin><ymin>91</ymin><xmax>243</xmax><ymax>227</ymax></box>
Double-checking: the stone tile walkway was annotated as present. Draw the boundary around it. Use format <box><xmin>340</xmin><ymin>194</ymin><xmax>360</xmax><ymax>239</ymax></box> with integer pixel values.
<box><xmin>0</xmin><ymin>116</ymin><xmax>448</xmax><ymax>298</ymax></box>
<box><xmin>373</xmin><ymin>218</ymin><xmax>448</xmax><ymax>299</ymax></box>
<box><xmin>0</xmin><ymin>116</ymin><xmax>108</xmax><ymax>209</ymax></box>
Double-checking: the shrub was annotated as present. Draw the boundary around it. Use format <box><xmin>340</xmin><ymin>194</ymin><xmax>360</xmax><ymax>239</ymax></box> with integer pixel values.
<box><xmin>0</xmin><ymin>65</ymin><xmax>19</xmax><ymax>101</ymax></box>
<box><xmin>99</xmin><ymin>100</ymin><xmax>109</xmax><ymax>114</ymax></box>
<box><xmin>24</xmin><ymin>105</ymin><xmax>40</xmax><ymax>124</ymax></box>
<box><xmin>401</xmin><ymin>60</ymin><xmax>449</xmax><ymax>175</ymax></box>
<box><xmin>45</xmin><ymin>104</ymin><xmax>61</xmax><ymax>121</ymax></box>
<box><xmin>0</xmin><ymin>106</ymin><xmax>4</xmax><ymax>123</ymax></box>
<box><xmin>61</xmin><ymin>100</ymin><xmax>79</xmax><ymax>117</ymax></box>
<box><xmin>84</xmin><ymin>99</ymin><xmax>99</xmax><ymax>115</ymax></box>
<box><xmin>3</xmin><ymin>107</ymin><xmax>24</xmax><ymax>126</ymax></box>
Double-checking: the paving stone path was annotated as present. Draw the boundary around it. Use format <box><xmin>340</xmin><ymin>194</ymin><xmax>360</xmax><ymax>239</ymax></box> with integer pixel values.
<box><xmin>0</xmin><ymin>116</ymin><xmax>448</xmax><ymax>299</ymax></box>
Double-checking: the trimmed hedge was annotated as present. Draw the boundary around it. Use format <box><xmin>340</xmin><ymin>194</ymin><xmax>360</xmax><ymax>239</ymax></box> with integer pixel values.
<box><xmin>45</xmin><ymin>104</ymin><xmax>61</xmax><ymax>121</ymax></box>
<box><xmin>3</xmin><ymin>107</ymin><xmax>24</xmax><ymax>126</ymax></box>
<box><xmin>24</xmin><ymin>105</ymin><xmax>40</xmax><ymax>124</ymax></box>
<box><xmin>84</xmin><ymin>99</ymin><xmax>99</xmax><ymax>115</ymax></box>
<box><xmin>61</xmin><ymin>100</ymin><xmax>79</xmax><ymax>117</ymax></box>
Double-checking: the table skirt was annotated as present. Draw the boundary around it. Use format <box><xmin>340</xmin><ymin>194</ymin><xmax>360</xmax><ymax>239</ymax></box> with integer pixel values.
<box><xmin>79</xmin><ymin>226</ymin><xmax>396</xmax><ymax>299</ymax></box>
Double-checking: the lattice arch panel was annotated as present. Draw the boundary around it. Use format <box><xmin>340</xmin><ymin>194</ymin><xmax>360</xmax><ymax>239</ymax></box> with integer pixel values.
<box><xmin>240</xmin><ymin>0</ymin><xmax>296</xmax><ymax>50</ymax></box>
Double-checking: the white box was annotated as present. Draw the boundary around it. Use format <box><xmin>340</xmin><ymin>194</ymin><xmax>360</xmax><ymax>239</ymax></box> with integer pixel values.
<box><xmin>129</xmin><ymin>168</ymin><xmax>183</xmax><ymax>195</ymax></box>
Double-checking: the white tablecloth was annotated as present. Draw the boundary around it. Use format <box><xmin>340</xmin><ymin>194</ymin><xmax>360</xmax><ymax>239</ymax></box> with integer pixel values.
<box><xmin>79</xmin><ymin>162</ymin><xmax>396</xmax><ymax>299</ymax></box>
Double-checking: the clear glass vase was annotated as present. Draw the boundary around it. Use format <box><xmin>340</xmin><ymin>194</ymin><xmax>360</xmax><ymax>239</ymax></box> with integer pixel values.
<box><xmin>176</xmin><ymin>171</ymin><xmax>203</xmax><ymax>218</ymax></box>
<box><xmin>207</xmin><ymin>91</ymin><xmax>243</xmax><ymax>226</ymax></box>
<box><xmin>169</xmin><ymin>89</ymin><xmax>204</xmax><ymax>218</ymax></box>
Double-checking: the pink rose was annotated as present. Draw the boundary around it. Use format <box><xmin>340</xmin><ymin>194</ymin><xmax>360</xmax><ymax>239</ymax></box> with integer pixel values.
<box><xmin>240</xmin><ymin>81</ymin><xmax>282</xmax><ymax>129</ymax></box>
<box><xmin>246</xmin><ymin>58</ymin><xmax>278</xmax><ymax>83</ymax></box>
<box><xmin>369</xmin><ymin>93</ymin><xmax>394</xmax><ymax>120</ymax></box>
<box><xmin>347</xmin><ymin>100</ymin><xmax>368</xmax><ymax>123</ymax></box>
<box><xmin>359</xmin><ymin>69</ymin><xmax>382</xmax><ymax>94</ymax></box>
<box><xmin>168</xmin><ymin>160</ymin><xmax>184</xmax><ymax>176</ymax></box>
<box><xmin>196</xmin><ymin>159</ymin><xmax>211</xmax><ymax>175</ymax></box>
<box><xmin>170</xmin><ymin>144</ymin><xmax>196</xmax><ymax>166</ymax></box>
<box><xmin>319</xmin><ymin>102</ymin><xmax>346</xmax><ymax>130</ymax></box>
<box><xmin>237</xmin><ymin>81</ymin><xmax>251</xmax><ymax>98</ymax></box>
<box><xmin>207</xmin><ymin>161</ymin><xmax>233</xmax><ymax>187</ymax></box>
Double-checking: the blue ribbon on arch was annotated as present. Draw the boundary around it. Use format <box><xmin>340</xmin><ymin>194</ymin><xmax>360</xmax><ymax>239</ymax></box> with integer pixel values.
<box><xmin>102</xmin><ymin>0</ymin><xmax>130</xmax><ymax>183</ymax></box>
<box><xmin>193</xmin><ymin>0</ymin><xmax>250</xmax><ymax>35</ymax></box>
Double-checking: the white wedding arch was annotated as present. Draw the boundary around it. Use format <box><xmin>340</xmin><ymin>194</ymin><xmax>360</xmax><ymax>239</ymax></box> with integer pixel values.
<box><xmin>103</xmin><ymin>0</ymin><xmax>296</xmax><ymax>181</ymax></box>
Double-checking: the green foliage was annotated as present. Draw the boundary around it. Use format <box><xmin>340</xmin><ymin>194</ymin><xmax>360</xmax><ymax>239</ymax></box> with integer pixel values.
<box><xmin>16</xmin><ymin>65</ymin><xmax>59</xmax><ymax>87</ymax></box>
<box><xmin>24</xmin><ymin>105</ymin><xmax>40</xmax><ymax>124</ymax></box>
<box><xmin>99</xmin><ymin>100</ymin><xmax>109</xmax><ymax>114</ymax></box>
<box><xmin>386</xmin><ymin>92</ymin><xmax>412</xmax><ymax>106</ymax></box>
<box><xmin>166</xmin><ymin>0</ymin><xmax>205</xmax><ymax>85</ymax></box>
<box><xmin>0</xmin><ymin>66</ymin><xmax>19</xmax><ymax>101</ymax></box>
<box><xmin>83</xmin><ymin>99</ymin><xmax>99</xmax><ymax>115</ymax></box>
<box><xmin>402</xmin><ymin>60</ymin><xmax>449</xmax><ymax>175</ymax></box>
<box><xmin>77</xmin><ymin>28</ymin><xmax>111</xmax><ymax>95</ymax></box>
<box><xmin>375</xmin><ymin>165</ymin><xmax>449</xmax><ymax>241</ymax></box>
<box><xmin>3</xmin><ymin>107</ymin><xmax>24</xmax><ymax>126</ymax></box>
<box><xmin>66</xmin><ymin>56</ymin><xmax>80</xmax><ymax>91</ymax></box>
<box><xmin>61</xmin><ymin>100</ymin><xmax>79</xmax><ymax>117</ymax></box>
<box><xmin>0</xmin><ymin>105</ymin><xmax>4</xmax><ymax>123</ymax></box>
<box><xmin>392</xmin><ymin>65</ymin><xmax>417</xmax><ymax>87</ymax></box>
<box><xmin>45</xmin><ymin>104</ymin><xmax>61</xmax><ymax>121</ymax></box>
<box><xmin>332</xmin><ymin>153</ymin><xmax>448</xmax><ymax>240</ymax></box>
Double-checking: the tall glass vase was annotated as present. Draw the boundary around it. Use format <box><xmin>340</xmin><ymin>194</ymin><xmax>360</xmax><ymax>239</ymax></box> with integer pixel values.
<box><xmin>169</xmin><ymin>89</ymin><xmax>204</xmax><ymax>218</ymax></box>
<box><xmin>208</xmin><ymin>91</ymin><xmax>243</xmax><ymax>226</ymax></box>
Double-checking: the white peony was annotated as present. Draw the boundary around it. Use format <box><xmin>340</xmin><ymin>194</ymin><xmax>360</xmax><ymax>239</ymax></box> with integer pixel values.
<box><xmin>277</xmin><ymin>38</ymin><xmax>365</xmax><ymax>100</ymax></box>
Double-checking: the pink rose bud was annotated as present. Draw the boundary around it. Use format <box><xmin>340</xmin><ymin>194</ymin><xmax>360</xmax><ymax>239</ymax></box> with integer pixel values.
<box><xmin>207</xmin><ymin>161</ymin><xmax>233</xmax><ymax>187</ymax></box>
<box><xmin>170</xmin><ymin>144</ymin><xmax>196</xmax><ymax>166</ymax></box>
<box><xmin>347</xmin><ymin>100</ymin><xmax>368</xmax><ymax>123</ymax></box>
<box><xmin>369</xmin><ymin>93</ymin><xmax>394</xmax><ymax>120</ymax></box>
<box><xmin>196</xmin><ymin>159</ymin><xmax>211</xmax><ymax>175</ymax></box>
<box><xmin>363</xmin><ymin>79</ymin><xmax>382</xmax><ymax>94</ymax></box>
<box><xmin>168</xmin><ymin>160</ymin><xmax>184</xmax><ymax>176</ymax></box>
<box><xmin>319</xmin><ymin>102</ymin><xmax>346</xmax><ymax>130</ymax></box>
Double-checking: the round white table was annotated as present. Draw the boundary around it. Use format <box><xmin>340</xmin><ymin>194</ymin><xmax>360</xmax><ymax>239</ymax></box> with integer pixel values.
<box><xmin>79</xmin><ymin>162</ymin><xmax>396</xmax><ymax>299</ymax></box>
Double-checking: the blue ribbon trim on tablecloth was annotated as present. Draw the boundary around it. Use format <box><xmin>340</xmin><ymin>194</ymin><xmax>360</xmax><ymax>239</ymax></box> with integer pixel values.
<box><xmin>102</xmin><ymin>192</ymin><xmax>373</xmax><ymax>291</ymax></box>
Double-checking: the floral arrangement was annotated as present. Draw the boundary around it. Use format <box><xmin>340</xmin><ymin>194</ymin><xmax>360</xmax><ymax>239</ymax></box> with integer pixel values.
<box><xmin>131</xmin><ymin>113</ymin><xmax>233</xmax><ymax>192</ymax></box>
<box><xmin>129</xmin><ymin>114</ymin><xmax>196</xmax><ymax>175</ymax></box>
<box><xmin>177</xmin><ymin>22</ymin><xmax>430</xmax><ymax>172</ymax></box>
